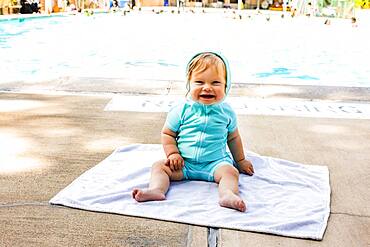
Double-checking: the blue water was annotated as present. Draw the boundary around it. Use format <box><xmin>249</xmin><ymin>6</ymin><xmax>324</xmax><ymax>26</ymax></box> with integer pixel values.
<box><xmin>256</xmin><ymin>67</ymin><xmax>319</xmax><ymax>80</ymax></box>
<box><xmin>0</xmin><ymin>13</ymin><xmax>369</xmax><ymax>87</ymax></box>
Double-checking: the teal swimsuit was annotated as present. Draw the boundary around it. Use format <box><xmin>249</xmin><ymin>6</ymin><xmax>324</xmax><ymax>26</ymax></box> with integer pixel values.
<box><xmin>165</xmin><ymin>100</ymin><xmax>237</xmax><ymax>181</ymax></box>
<box><xmin>165</xmin><ymin>51</ymin><xmax>237</xmax><ymax>182</ymax></box>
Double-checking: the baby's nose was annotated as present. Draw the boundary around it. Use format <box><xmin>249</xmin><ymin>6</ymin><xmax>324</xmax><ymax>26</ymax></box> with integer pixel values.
<box><xmin>203</xmin><ymin>84</ymin><xmax>212</xmax><ymax>90</ymax></box>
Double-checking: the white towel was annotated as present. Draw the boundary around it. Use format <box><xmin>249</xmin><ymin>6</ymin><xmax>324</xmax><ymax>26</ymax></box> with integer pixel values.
<box><xmin>50</xmin><ymin>144</ymin><xmax>330</xmax><ymax>240</ymax></box>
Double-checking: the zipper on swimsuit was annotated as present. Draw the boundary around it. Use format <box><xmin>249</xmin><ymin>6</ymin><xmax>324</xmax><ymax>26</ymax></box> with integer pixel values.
<box><xmin>195</xmin><ymin>105</ymin><xmax>208</xmax><ymax>162</ymax></box>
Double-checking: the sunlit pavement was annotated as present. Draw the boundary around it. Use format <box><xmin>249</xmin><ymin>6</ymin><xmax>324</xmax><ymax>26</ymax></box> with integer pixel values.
<box><xmin>1</xmin><ymin>8</ymin><xmax>370</xmax><ymax>247</ymax></box>
<box><xmin>0</xmin><ymin>78</ymin><xmax>369</xmax><ymax>246</ymax></box>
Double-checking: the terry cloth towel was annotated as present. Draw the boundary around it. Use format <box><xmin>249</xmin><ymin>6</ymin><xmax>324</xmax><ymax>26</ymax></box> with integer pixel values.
<box><xmin>50</xmin><ymin>144</ymin><xmax>330</xmax><ymax>240</ymax></box>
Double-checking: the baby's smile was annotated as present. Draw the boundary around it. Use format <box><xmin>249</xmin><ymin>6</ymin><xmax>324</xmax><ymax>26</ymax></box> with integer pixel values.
<box><xmin>200</xmin><ymin>94</ymin><xmax>215</xmax><ymax>99</ymax></box>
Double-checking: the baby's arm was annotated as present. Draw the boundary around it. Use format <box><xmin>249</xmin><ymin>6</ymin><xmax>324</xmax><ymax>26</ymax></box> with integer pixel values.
<box><xmin>161</xmin><ymin>127</ymin><xmax>184</xmax><ymax>171</ymax></box>
<box><xmin>227</xmin><ymin>128</ymin><xmax>254</xmax><ymax>175</ymax></box>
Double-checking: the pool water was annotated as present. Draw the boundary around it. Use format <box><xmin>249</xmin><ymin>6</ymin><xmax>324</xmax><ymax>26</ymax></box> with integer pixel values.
<box><xmin>0</xmin><ymin>12</ymin><xmax>369</xmax><ymax>87</ymax></box>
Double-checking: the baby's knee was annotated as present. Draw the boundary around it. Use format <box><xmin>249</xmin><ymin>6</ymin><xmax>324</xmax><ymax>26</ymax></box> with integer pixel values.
<box><xmin>152</xmin><ymin>160</ymin><xmax>172</xmax><ymax>175</ymax></box>
<box><xmin>152</xmin><ymin>160</ymin><xmax>166</xmax><ymax>170</ymax></box>
<box><xmin>214</xmin><ymin>165</ymin><xmax>239</xmax><ymax>182</ymax></box>
<box><xmin>226</xmin><ymin>166</ymin><xmax>239</xmax><ymax>176</ymax></box>
<box><xmin>217</xmin><ymin>165</ymin><xmax>239</xmax><ymax>178</ymax></box>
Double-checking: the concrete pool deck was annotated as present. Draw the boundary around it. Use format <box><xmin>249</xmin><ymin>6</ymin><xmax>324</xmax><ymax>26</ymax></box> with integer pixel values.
<box><xmin>0</xmin><ymin>77</ymin><xmax>369</xmax><ymax>246</ymax></box>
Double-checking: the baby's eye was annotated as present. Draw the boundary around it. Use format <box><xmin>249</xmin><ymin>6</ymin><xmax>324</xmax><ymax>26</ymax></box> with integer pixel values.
<box><xmin>212</xmin><ymin>81</ymin><xmax>222</xmax><ymax>85</ymax></box>
<box><xmin>194</xmin><ymin>81</ymin><xmax>203</xmax><ymax>85</ymax></box>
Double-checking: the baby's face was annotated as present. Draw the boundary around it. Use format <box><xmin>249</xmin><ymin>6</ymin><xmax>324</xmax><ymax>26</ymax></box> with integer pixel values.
<box><xmin>189</xmin><ymin>64</ymin><xmax>226</xmax><ymax>105</ymax></box>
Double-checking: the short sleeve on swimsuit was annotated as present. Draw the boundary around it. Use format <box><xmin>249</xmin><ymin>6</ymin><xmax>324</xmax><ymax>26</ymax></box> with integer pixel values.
<box><xmin>165</xmin><ymin>102</ymin><xmax>185</xmax><ymax>132</ymax></box>
<box><xmin>225</xmin><ymin>103</ymin><xmax>237</xmax><ymax>133</ymax></box>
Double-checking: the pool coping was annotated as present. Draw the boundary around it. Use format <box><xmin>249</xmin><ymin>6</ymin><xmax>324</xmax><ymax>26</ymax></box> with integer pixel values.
<box><xmin>1</xmin><ymin>77</ymin><xmax>370</xmax><ymax>103</ymax></box>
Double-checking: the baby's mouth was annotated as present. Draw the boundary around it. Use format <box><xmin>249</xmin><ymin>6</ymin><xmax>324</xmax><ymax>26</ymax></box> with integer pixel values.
<box><xmin>200</xmin><ymin>94</ymin><xmax>215</xmax><ymax>99</ymax></box>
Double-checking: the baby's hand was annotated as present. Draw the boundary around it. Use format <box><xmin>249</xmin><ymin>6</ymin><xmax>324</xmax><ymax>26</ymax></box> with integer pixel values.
<box><xmin>237</xmin><ymin>159</ymin><xmax>254</xmax><ymax>176</ymax></box>
<box><xmin>166</xmin><ymin>153</ymin><xmax>184</xmax><ymax>171</ymax></box>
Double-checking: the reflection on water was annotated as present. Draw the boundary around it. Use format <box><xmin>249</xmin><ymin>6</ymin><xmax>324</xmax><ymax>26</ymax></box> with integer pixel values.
<box><xmin>256</xmin><ymin>68</ymin><xmax>319</xmax><ymax>81</ymax></box>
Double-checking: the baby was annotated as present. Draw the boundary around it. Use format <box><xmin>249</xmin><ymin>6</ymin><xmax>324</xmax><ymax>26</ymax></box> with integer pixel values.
<box><xmin>133</xmin><ymin>52</ymin><xmax>254</xmax><ymax>212</ymax></box>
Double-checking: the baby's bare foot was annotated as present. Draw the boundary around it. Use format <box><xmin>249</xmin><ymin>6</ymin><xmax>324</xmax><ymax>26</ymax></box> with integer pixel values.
<box><xmin>219</xmin><ymin>191</ymin><xmax>246</xmax><ymax>212</ymax></box>
<box><xmin>132</xmin><ymin>188</ymin><xmax>165</xmax><ymax>202</ymax></box>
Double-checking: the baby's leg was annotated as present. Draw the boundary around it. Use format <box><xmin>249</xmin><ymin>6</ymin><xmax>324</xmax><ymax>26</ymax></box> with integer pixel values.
<box><xmin>132</xmin><ymin>160</ymin><xmax>183</xmax><ymax>202</ymax></box>
<box><xmin>214</xmin><ymin>165</ymin><xmax>246</xmax><ymax>212</ymax></box>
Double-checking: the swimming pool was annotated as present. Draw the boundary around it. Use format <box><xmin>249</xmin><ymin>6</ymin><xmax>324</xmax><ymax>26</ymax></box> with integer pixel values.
<box><xmin>0</xmin><ymin>12</ymin><xmax>369</xmax><ymax>87</ymax></box>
